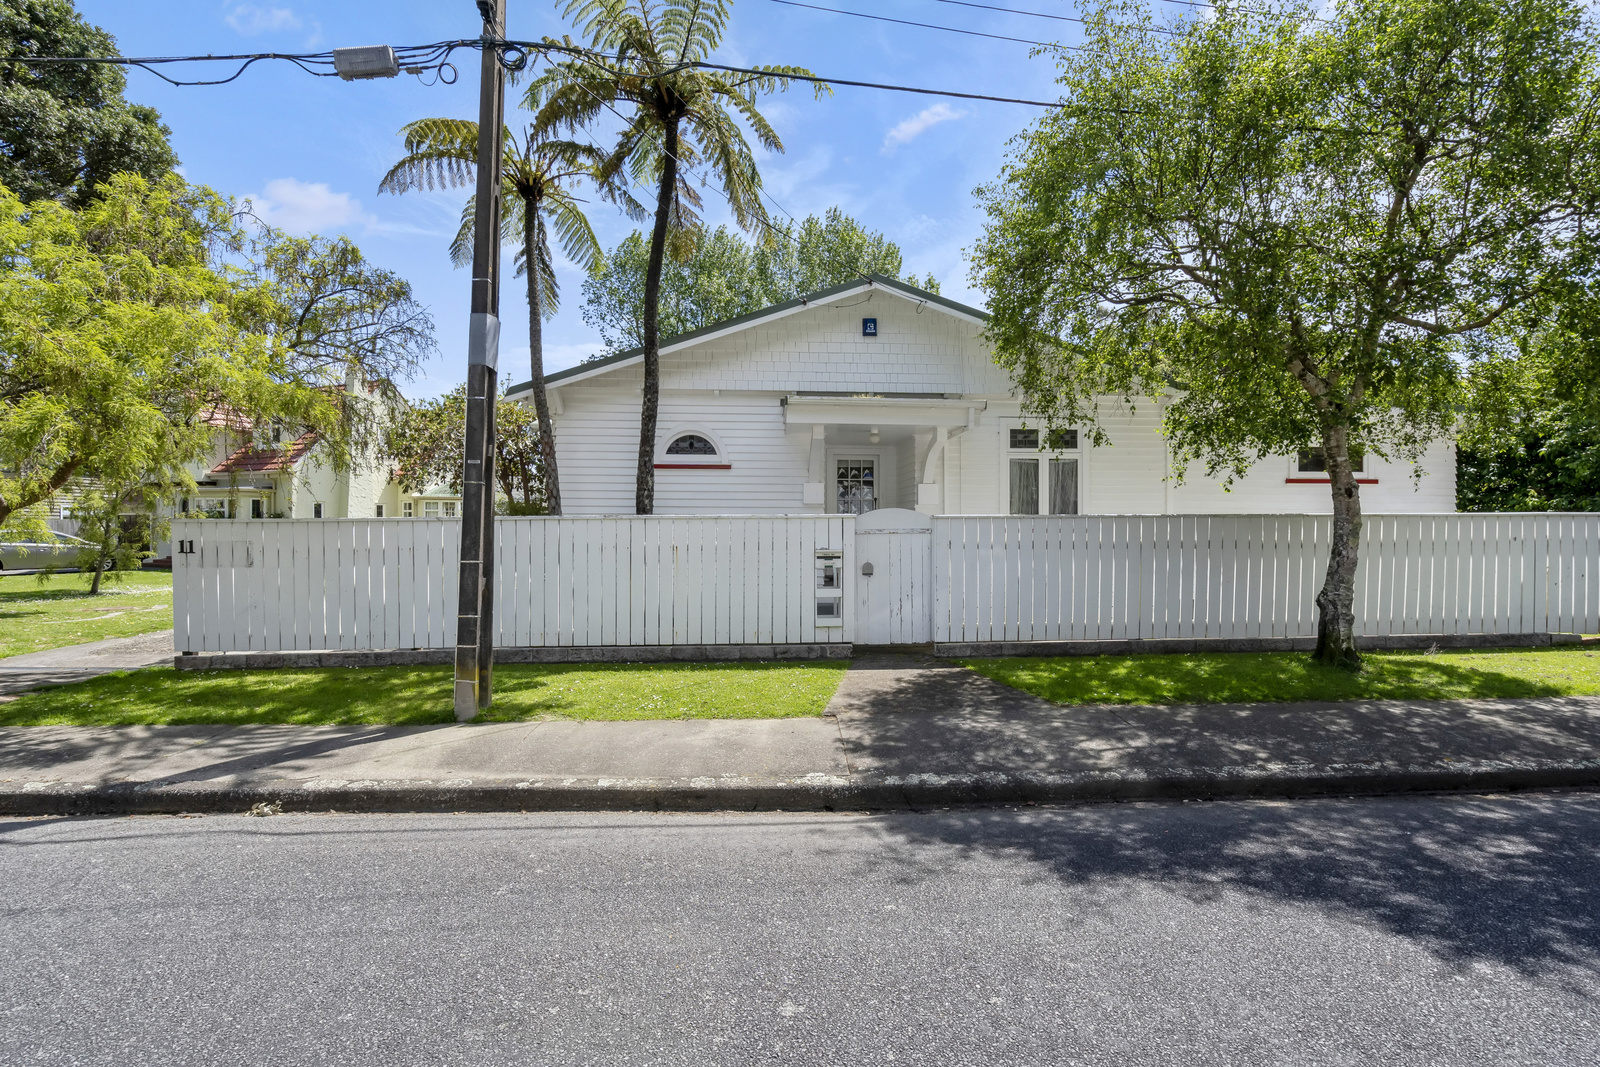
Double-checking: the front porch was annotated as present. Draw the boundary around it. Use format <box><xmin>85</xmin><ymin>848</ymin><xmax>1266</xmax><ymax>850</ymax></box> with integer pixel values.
<box><xmin>783</xmin><ymin>395</ymin><xmax>985</xmax><ymax>514</ymax></box>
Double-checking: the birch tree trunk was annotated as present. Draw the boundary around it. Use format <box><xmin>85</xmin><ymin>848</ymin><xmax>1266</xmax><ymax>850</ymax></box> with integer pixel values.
<box><xmin>1313</xmin><ymin>421</ymin><xmax>1363</xmax><ymax>667</ymax></box>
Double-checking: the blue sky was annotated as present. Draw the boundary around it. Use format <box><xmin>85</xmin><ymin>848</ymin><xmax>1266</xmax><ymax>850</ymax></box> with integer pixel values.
<box><xmin>78</xmin><ymin>1</ymin><xmax>1091</xmax><ymax>398</ymax></box>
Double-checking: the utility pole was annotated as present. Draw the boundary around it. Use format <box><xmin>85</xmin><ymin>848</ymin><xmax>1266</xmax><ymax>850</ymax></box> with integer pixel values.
<box><xmin>454</xmin><ymin>0</ymin><xmax>507</xmax><ymax>721</ymax></box>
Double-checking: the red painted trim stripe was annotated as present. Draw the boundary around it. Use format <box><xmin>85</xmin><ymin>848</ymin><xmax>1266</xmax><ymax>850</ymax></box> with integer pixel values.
<box><xmin>1284</xmin><ymin>477</ymin><xmax>1378</xmax><ymax>484</ymax></box>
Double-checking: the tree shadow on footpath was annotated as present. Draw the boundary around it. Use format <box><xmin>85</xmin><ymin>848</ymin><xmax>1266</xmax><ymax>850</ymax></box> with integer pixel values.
<box><xmin>830</xmin><ymin>658</ymin><xmax>1600</xmax><ymax>784</ymax></box>
<box><xmin>860</xmin><ymin>793</ymin><xmax>1600</xmax><ymax>984</ymax></box>
<box><xmin>825</xmin><ymin>657</ymin><xmax>1600</xmax><ymax>980</ymax></box>
<box><xmin>0</xmin><ymin>724</ymin><xmax>429</xmax><ymax>785</ymax></box>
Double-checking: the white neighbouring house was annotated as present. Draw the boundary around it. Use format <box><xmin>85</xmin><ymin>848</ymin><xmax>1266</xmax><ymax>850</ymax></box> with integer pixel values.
<box><xmin>148</xmin><ymin>384</ymin><xmax>462</xmax><ymax>558</ymax></box>
<box><xmin>505</xmin><ymin>274</ymin><xmax>1456</xmax><ymax>517</ymax></box>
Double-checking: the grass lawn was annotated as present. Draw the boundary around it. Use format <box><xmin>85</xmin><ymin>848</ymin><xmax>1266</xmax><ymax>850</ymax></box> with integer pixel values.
<box><xmin>0</xmin><ymin>660</ymin><xmax>850</xmax><ymax>726</ymax></box>
<box><xmin>0</xmin><ymin>571</ymin><xmax>173</xmax><ymax>659</ymax></box>
<box><xmin>964</xmin><ymin>646</ymin><xmax>1600</xmax><ymax>706</ymax></box>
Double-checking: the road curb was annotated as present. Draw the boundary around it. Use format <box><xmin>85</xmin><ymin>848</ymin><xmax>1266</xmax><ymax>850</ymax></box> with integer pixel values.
<box><xmin>6</xmin><ymin>758</ymin><xmax>1600</xmax><ymax>816</ymax></box>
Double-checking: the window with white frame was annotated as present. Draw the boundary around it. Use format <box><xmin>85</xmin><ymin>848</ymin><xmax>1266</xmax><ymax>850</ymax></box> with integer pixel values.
<box><xmin>1007</xmin><ymin>427</ymin><xmax>1080</xmax><ymax>516</ymax></box>
<box><xmin>443</xmin><ymin>501</ymin><xmax>458</xmax><ymax>518</ymax></box>
<box><xmin>424</xmin><ymin>501</ymin><xmax>439</xmax><ymax>517</ymax></box>
<box><xmin>313</xmin><ymin>502</ymin><xmax>324</xmax><ymax>519</ymax></box>
<box><xmin>375</xmin><ymin>504</ymin><xmax>385</xmax><ymax>517</ymax></box>
<box><xmin>403</xmin><ymin>501</ymin><xmax>414</xmax><ymax>517</ymax></box>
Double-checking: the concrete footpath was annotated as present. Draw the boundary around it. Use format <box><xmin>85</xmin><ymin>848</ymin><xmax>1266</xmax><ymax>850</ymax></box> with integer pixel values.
<box><xmin>3</xmin><ymin>654</ymin><xmax>1600</xmax><ymax>814</ymax></box>
<box><xmin>0</xmin><ymin>630</ymin><xmax>174</xmax><ymax>698</ymax></box>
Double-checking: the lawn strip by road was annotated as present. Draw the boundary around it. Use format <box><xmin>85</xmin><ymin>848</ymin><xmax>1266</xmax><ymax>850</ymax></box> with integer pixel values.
<box><xmin>0</xmin><ymin>572</ymin><xmax>173</xmax><ymax>658</ymax></box>
<box><xmin>965</xmin><ymin>646</ymin><xmax>1600</xmax><ymax>706</ymax></box>
<box><xmin>0</xmin><ymin>660</ymin><xmax>851</xmax><ymax>727</ymax></box>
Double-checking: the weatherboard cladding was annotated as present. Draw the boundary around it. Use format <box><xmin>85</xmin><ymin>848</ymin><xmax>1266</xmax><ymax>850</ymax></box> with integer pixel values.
<box><xmin>517</xmin><ymin>275</ymin><xmax>1459</xmax><ymax>516</ymax></box>
<box><xmin>553</xmin><ymin>389</ymin><xmax>809</xmax><ymax>515</ymax></box>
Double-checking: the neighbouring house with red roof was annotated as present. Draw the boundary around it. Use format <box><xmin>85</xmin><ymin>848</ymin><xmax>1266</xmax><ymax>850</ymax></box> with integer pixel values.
<box><xmin>154</xmin><ymin>387</ymin><xmax>461</xmax><ymax>553</ymax></box>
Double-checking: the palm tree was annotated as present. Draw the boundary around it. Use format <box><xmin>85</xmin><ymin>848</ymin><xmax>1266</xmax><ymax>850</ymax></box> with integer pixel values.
<box><xmin>379</xmin><ymin>119</ymin><xmax>605</xmax><ymax>515</ymax></box>
<box><xmin>531</xmin><ymin>0</ymin><xmax>827</xmax><ymax>514</ymax></box>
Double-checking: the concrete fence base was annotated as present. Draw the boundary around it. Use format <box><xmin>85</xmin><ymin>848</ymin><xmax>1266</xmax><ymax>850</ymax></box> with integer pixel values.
<box><xmin>169</xmin><ymin>632</ymin><xmax>1592</xmax><ymax>670</ymax></box>
<box><xmin>936</xmin><ymin>632</ymin><xmax>1586</xmax><ymax>658</ymax></box>
<box><xmin>174</xmin><ymin>643</ymin><xmax>852</xmax><ymax>670</ymax></box>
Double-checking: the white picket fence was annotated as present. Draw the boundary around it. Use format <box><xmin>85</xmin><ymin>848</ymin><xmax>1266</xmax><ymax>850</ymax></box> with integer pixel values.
<box><xmin>932</xmin><ymin>513</ymin><xmax>1600</xmax><ymax>643</ymax></box>
<box><xmin>172</xmin><ymin>516</ymin><xmax>852</xmax><ymax>653</ymax></box>
<box><xmin>171</xmin><ymin>512</ymin><xmax>1600</xmax><ymax>654</ymax></box>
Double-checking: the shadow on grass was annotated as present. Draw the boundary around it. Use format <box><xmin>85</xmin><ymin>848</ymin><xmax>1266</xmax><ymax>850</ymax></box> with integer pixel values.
<box><xmin>865</xmin><ymin>794</ymin><xmax>1600</xmax><ymax>982</ymax></box>
<box><xmin>966</xmin><ymin>648</ymin><xmax>1597</xmax><ymax>707</ymax></box>
<box><xmin>0</xmin><ymin>660</ymin><xmax>846</xmax><ymax>727</ymax></box>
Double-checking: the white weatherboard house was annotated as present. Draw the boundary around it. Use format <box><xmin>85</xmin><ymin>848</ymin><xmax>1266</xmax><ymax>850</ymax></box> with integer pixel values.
<box><xmin>506</xmin><ymin>274</ymin><xmax>1456</xmax><ymax>516</ymax></box>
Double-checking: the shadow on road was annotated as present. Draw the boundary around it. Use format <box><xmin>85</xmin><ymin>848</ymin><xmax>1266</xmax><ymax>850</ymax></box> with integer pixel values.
<box><xmin>828</xmin><ymin>656</ymin><xmax>1600</xmax><ymax>980</ymax></box>
<box><xmin>863</xmin><ymin>793</ymin><xmax>1600</xmax><ymax>982</ymax></box>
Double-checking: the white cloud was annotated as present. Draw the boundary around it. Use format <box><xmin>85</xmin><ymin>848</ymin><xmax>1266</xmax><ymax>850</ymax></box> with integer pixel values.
<box><xmin>246</xmin><ymin>178</ymin><xmax>374</xmax><ymax>236</ymax></box>
<box><xmin>881</xmin><ymin>104</ymin><xmax>969</xmax><ymax>153</ymax></box>
<box><xmin>225</xmin><ymin>5</ymin><xmax>301</xmax><ymax>36</ymax></box>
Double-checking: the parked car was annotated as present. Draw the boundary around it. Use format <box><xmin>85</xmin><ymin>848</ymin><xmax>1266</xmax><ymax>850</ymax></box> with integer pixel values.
<box><xmin>0</xmin><ymin>532</ymin><xmax>100</xmax><ymax>570</ymax></box>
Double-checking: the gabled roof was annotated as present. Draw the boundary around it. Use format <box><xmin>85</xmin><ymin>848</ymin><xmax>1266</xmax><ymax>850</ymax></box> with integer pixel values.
<box><xmin>212</xmin><ymin>431</ymin><xmax>319</xmax><ymax>475</ymax></box>
<box><xmin>505</xmin><ymin>273</ymin><xmax>988</xmax><ymax>397</ymax></box>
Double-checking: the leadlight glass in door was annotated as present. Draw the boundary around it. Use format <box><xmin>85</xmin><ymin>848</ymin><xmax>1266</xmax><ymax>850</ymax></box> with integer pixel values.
<box><xmin>837</xmin><ymin>460</ymin><xmax>876</xmax><ymax>514</ymax></box>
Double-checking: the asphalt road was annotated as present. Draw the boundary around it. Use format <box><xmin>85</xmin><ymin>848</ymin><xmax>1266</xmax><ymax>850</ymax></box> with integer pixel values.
<box><xmin>3</xmin><ymin>794</ymin><xmax>1598</xmax><ymax>1066</ymax></box>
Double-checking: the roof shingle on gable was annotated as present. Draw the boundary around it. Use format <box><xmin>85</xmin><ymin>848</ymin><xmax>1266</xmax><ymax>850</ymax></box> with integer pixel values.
<box><xmin>211</xmin><ymin>431</ymin><xmax>319</xmax><ymax>475</ymax></box>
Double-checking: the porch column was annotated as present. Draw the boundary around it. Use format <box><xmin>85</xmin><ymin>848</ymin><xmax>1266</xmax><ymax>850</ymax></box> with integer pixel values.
<box><xmin>803</xmin><ymin>424</ymin><xmax>826</xmax><ymax>507</ymax></box>
<box><xmin>915</xmin><ymin>426</ymin><xmax>947</xmax><ymax>514</ymax></box>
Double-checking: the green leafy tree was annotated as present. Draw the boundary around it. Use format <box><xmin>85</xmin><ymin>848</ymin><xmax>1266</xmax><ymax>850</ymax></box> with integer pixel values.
<box><xmin>382</xmin><ymin>386</ymin><xmax>545</xmax><ymax>514</ymax></box>
<box><xmin>972</xmin><ymin>0</ymin><xmax>1600</xmax><ymax>667</ymax></box>
<box><xmin>0</xmin><ymin>0</ymin><xmax>177</xmax><ymax>205</ymax></box>
<box><xmin>238</xmin><ymin>227</ymin><xmax>438</xmax><ymax>464</ymax></box>
<box><xmin>1458</xmin><ymin>311</ymin><xmax>1600</xmax><ymax>511</ymax></box>
<box><xmin>532</xmin><ymin>0</ymin><xmax>827</xmax><ymax>513</ymax></box>
<box><xmin>0</xmin><ymin>174</ymin><xmax>294</xmax><ymax>529</ymax></box>
<box><xmin>582</xmin><ymin>208</ymin><xmax>935</xmax><ymax>354</ymax></box>
<box><xmin>0</xmin><ymin>173</ymin><xmax>428</xmax><ymax>541</ymax></box>
<box><xmin>764</xmin><ymin>207</ymin><xmax>938</xmax><ymax>299</ymax></box>
<box><xmin>582</xmin><ymin>225</ymin><xmax>765</xmax><ymax>354</ymax></box>
<box><xmin>1457</xmin><ymin>411</ymin><xmax>1600</xmax><ymax>512</ymax></box>
<box><xmin>379</xmin><ymin>119</ymin><xmax>606</xmax><ymax>515</ymax></box>
<box><xmin>65</xmin><ymin>481</ymin><xmax>157</xmax><ymax>594</ymax></box>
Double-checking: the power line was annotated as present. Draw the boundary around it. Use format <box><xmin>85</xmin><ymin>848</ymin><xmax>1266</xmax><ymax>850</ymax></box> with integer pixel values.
<box><xmin>12</xmin><ymin>38</ymin><xmax>1074</xmax><ymax>109</ymax></box>
<box><xmin>692</xmin><ymin>60</ymin><xmax>1066</xmax><ymax>107</ymax></box>
<box><xmin>929</xmin><ymin>0</ymin><xmax>1178</xmax><ymax>34</ymax></box>
<box><xmin>557</xmin><ymin>61</ymin><xmax>912</xmax><ymax>284</ymax></box>
<box><xmin>5</xmin><ymin>39</ymin><xmax>540</xmax><ymax>87</ymax></box>
<box><xmin>762</xmin><ymin>0</ymin><xmax>1100</xmax><ymax>51</ymax></box>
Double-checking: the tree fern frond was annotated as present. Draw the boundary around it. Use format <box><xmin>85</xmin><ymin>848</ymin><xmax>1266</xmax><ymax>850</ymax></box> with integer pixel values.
<box><xmin>449</xmin><ymin>197</ymin><xmax>475</xmax><ymax>268</ymax></box>
<box><xmin>545</xmin><ymin>195</ymin><xmax>603</xmax><ymax>274</ymax></box>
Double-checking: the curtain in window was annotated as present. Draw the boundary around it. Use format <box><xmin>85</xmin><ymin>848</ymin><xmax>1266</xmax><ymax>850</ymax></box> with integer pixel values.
<box><xmin>1050</xmin><ymin>458</ymin><xmax>1079</xmax><ymax>515</ymax></box>
<box><xmin>1009</xmin><ymin>458</ymin><xmax>1039</xmax><ymax>515</ymax></box>
<box><xmin>836</xmin><ymin>462</ymin><xmax>876</xmax><ymax>514</ymax></box>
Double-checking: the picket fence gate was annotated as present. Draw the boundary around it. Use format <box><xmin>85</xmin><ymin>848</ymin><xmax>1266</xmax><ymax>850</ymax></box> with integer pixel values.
<box><xmin>171</xmin><ymin>511</ymin><xmax>1600</xmax><ymax>654</ymax></box>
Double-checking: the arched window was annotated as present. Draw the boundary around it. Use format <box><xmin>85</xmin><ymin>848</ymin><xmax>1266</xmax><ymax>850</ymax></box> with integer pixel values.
<box><xmin>665</xmin><ymin>434</ymin><xmax>718</xmax><ymax>456</ymax></box>
<box><xmin>654</xmin><ymin>427</ymin><xmax>731</xmax><ymax>469</ymax></box>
